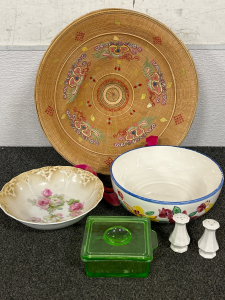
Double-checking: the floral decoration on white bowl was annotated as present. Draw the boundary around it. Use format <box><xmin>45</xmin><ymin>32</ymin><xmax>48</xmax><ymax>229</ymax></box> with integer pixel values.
<box><xmin>27</xmin><ymin>188</ymin><xmax>85</xmax><ymax>222</ymax></box>
<box><xmin>0</xmin><ymin>166</ymin><xmax>104</xmax><ymax>230</ymax></box>
<box><xmin>111</xmin><ymin>146</ymin><xmax>224</xmax><ymax>223</ymax></box>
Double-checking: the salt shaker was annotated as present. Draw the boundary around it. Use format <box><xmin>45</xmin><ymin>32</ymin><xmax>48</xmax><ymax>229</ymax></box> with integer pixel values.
<box><xmin>169</xmin><ymin>213</ymin><xmax>190</xmax><ymax>253</ymax></box>
<box><xmin>198</xmin><ymin>219</ymin><xmax>220</xmax><ymax>259</ymax></box>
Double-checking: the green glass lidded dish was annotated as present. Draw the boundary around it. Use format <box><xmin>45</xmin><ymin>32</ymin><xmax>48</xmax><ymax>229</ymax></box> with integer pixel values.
<box><xmin>81</xmin><ymin>216</ymin><xmax>158</xmax><ymax>278</ymax></box>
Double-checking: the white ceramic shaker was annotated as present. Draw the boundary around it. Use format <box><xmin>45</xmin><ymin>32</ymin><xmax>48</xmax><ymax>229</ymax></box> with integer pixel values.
<box><xmin>198</xmin><ymin>219</ymin><xmax>220</xmax><ymax>259</ymax></box>
<box><xmin>169</xmin><ymin>213</ymin><xmax>190</xmax><ymax>253</ymax></box>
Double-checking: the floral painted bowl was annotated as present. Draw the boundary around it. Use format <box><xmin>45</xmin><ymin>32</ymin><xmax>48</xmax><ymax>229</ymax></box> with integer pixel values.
<box><xmin>111</xmin><ymin>146</ymin><xmax>224</xmax><ymax>223</ymax></box>
<box><xmin>0</xmin><ymin>166</ymin><xmax>104</xmax><ymax>230</ymax></box>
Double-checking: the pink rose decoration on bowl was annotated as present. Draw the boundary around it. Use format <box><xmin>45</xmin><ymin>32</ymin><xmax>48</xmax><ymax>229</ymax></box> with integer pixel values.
<box><xmin>56</xmin><ymin>213</ymin><xmax>63</xmax><ymax>218</ymax></box>
<box><xmin>36</xmin><ymin>197</ymin><xmax>50</xmax><ymax>210</ymax></box>
<box><xmin>70</xmin><ymin>202</ymin><xmax>84</xmax><ymax>211</ymax></box>
<box><xmin>29</xmin><ymin>217</ymin><xmax>42</xmax><ymax>222</ymax></box>
<box><xmin>71</xmin><ymin>211</ymin><xmax>81</xmax><ymax>217</ymax></box>
<box><xmin>42</xmin><ymin>189</ymin><xmax>52</xmax><ymax>197</ymax></box>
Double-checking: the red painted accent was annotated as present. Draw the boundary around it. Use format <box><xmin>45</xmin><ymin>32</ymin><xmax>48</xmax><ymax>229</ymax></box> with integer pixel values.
<box><xmin>75</xmin><ymin>32</ymin><xmax>85</xmax><ymax>41</ymax></box>
<box><xmin>113</xmin><ymin>128</ymin><xmax>127</xmax><ymax>138</ymax></box>
<box><xmin>174</xmin><ymin>114</ymin><xmax>184</xmax><ymax>125</ymax></box>
<box><xmin>153</xmin><ymin>36</ymin><xmax>162</xmax><ymax>44</ymax></box>
<box><xmin>148</xmin><ymin>90</ymin><xmax>156</xmax><ymax>107</ymax></box>
<box><xmin>73</xmin><ymin>107</ymin><xmax>85</xmax><ymax>121</ymax></box>
<box><xmin>104</xmin><ymin>157</ymin><xmax>114</xmax><ymax>166</ymax></box>
<box><xmin>120</xmin><ymin>53</ymin><xmax>139</xmax><ymax>61</ymax></box>
<box><xmin>45</xmin><ymin>106</ymin><xmax>54</xmax><ymax>117</ymax></box>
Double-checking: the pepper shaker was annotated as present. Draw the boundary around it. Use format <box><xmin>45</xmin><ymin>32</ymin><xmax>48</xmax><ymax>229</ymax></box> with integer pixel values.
<box><xmin>169</xmin><ymin>213</ymin><xmax>190</xmax><ymax>253</ymax></box>
<box><xmin>198</xmin><ymin>219</ymin><xmax>220</xmax><ymax>259</ymax></box>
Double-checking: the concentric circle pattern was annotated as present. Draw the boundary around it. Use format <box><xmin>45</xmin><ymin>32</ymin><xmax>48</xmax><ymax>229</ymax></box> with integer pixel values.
<box><xmin>98</xmin><ymin>79</ymin><xmax>129</xmax><ymax>111</ymax></box>
<box><xmin>92</xmin><ymin>73</ymin><xmax>133</xmax><ymax>117</ymax></box>
<box><xmin>35</xmin><ymin>9</ymin><xmax>198</xmax><ymax>174</ymax></box>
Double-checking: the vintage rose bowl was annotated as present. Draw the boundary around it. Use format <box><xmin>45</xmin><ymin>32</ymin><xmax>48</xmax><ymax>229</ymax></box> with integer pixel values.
<box><xmin>111</xmin><ymin>146</ymin><xmax>224</xmax><ymax>223</ymax></box>
<box><xmin>0</xmin><ymin>166</ymin><xmax>104</xmax><ymax>230</ymax></box>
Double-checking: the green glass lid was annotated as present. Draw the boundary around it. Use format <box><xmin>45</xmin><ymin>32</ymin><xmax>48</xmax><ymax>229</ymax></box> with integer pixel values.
<box><xmin>81</xmin><ymin>216</ymin><xmax>158</xmax><ymax>261</ymax></box>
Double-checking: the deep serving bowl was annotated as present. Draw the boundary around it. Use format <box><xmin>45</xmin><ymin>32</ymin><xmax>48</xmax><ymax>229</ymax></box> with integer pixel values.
<box><xmin>111</xmin><ymin>146</ymin><xmax>224</xmax><ymax>223</ymax></box>
<box><xmin>0</xmin><ymin>166</ymin><xmax>104</xmax><ymax>230</ymax></box>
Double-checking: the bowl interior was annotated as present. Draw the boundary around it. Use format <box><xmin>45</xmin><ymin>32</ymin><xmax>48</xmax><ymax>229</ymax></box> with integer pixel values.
<box><xmin>111</xmin><ymin>147</ymin><xmax>223</xmax><ymax>202</ymax></box>
<box><xmin>1</xmin><ymin>167</ymin><xmax>103</xmax><ymax>224</ymax></box>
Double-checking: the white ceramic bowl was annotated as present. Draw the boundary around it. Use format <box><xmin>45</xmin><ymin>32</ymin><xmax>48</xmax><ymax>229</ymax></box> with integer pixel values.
<box><xmin>111</xmin><ymin>146</ymin><xmax>224</xmax><ymax>223</ymax></box>
<box><xmin>0</xmin><ymin>166</ymin><xmax>104</xmax><ymax>230</ymax></box>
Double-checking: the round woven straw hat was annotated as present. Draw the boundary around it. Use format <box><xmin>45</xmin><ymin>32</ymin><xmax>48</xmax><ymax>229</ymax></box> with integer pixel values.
<box><xmin>35</xmin><ymin>9</ymin><xmax>198</xmax><ymax>175</ymax></box>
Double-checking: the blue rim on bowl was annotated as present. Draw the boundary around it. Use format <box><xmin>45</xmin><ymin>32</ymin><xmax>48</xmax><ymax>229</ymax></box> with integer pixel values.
<box><xmin>110</xmin><ymin>146</ymin><xmax>224</xmax><ymax>206</ymax></box>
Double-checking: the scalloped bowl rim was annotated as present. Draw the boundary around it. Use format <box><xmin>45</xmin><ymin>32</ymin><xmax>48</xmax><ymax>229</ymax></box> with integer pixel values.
<box><xmin>0</xmin><ymin>166</ymin><xmax>104</xmax><ymax>226</ymax></box>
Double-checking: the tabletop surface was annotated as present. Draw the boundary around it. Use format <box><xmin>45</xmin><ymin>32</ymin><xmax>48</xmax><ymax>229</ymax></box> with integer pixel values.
<box><xmin>1</xmin><ymin>147</ymin><xmax>224</xmax><ymax>300</ymax></box>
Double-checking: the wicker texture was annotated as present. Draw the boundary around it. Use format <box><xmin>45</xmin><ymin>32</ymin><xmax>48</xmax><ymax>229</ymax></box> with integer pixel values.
<box><xmin>35</xmin><ymin>9</ymin><xmax>198</xmax><ymax>174</ymax></box>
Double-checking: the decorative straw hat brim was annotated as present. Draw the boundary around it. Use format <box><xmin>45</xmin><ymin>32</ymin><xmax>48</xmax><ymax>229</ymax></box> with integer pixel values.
<box><xmin>35</xmin><ymin>9</ymin><xmax>198</xmax><ymax>174</ymax></box>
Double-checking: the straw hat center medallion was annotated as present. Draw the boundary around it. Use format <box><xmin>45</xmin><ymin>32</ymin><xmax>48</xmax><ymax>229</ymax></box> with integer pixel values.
<box><xmin>105</xmin><ymin>86</ymin><xmax>121</xmax><ymax>103</ymax></box>
<box><xmin>93</xmin><ymin>74</ymin><xmax>134</xmax><ymax>116</ymax></box>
